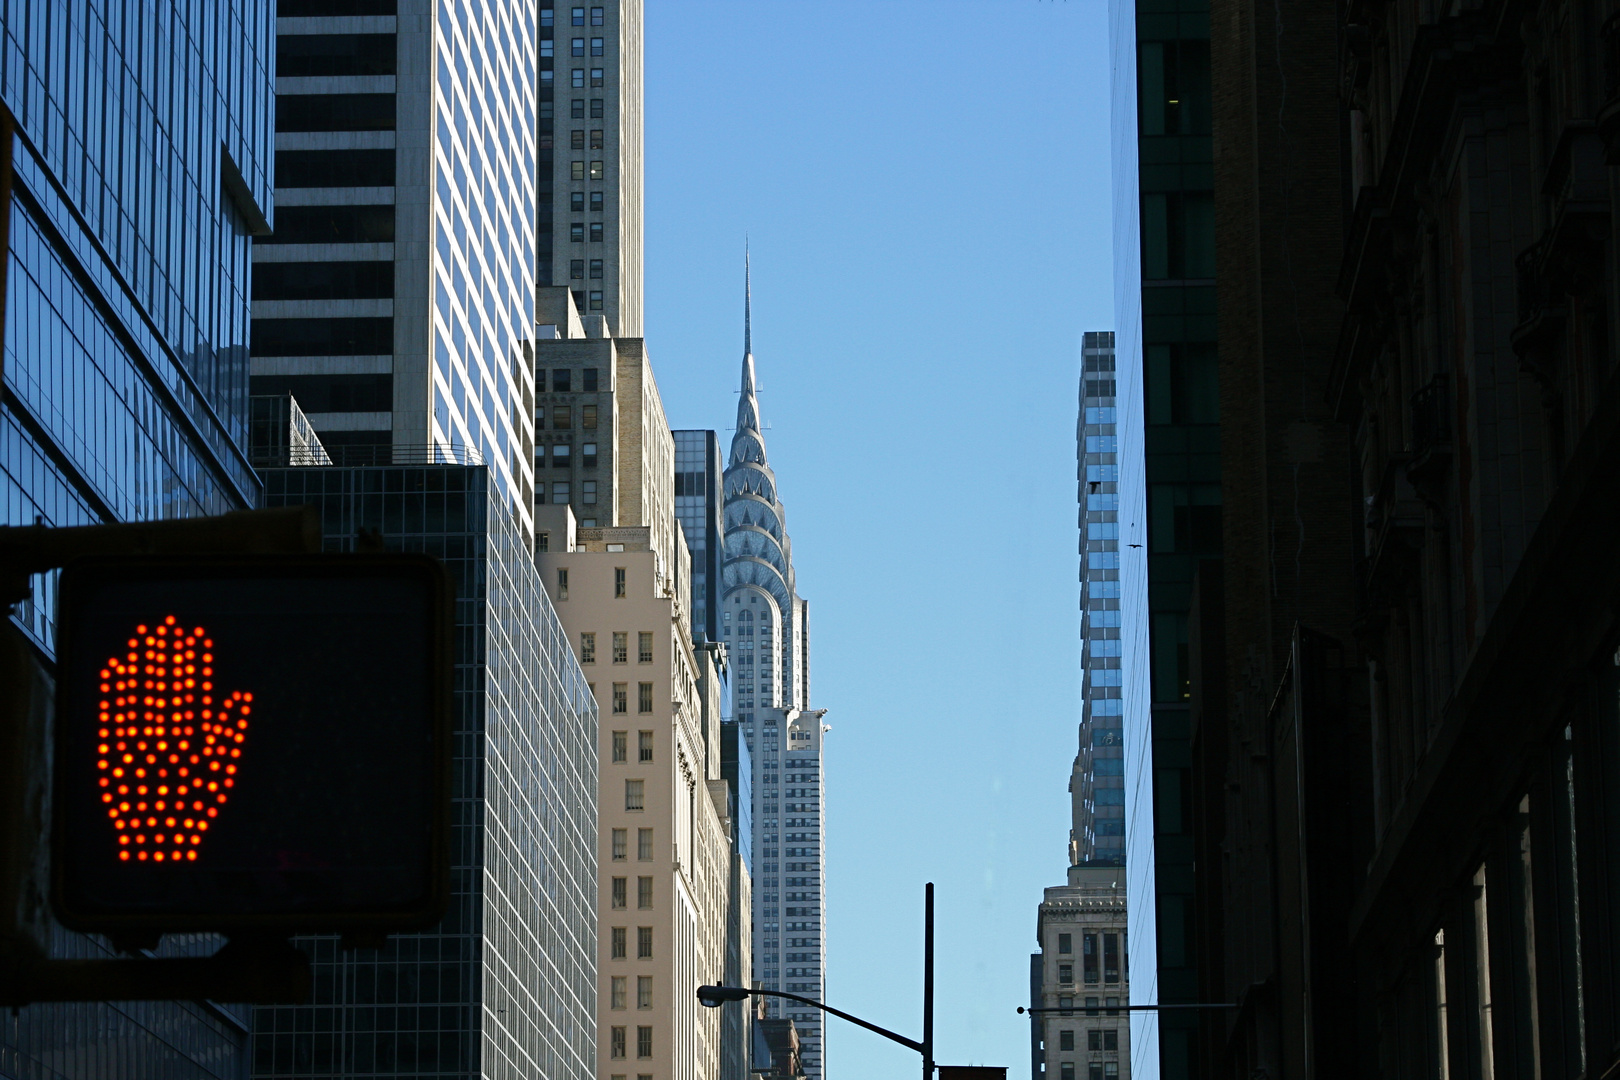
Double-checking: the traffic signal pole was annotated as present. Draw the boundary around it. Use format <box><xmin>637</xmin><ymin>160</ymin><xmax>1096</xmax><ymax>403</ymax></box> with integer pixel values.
<box><xmin>0</xmin><ymin>508</ymin><xmax>320</xmax><ymax>1005</ymax></box>
<box><xmin>924</xmin><ymin>881</ymin><xmax>935</xmax><ymax>1080</ymax></box>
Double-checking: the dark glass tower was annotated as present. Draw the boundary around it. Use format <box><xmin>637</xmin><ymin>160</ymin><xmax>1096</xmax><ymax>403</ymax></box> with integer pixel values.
<box><xmin>1</xmin><ymin>0</ymin><xmax>274</xmax><ymax>1074</ymax></box>
<box><xmin>673</xmin><ymin>428</ymin><xmax>724</xmax><ymax>644</ymax></box>
<box><xmin>1113</xmin><ymin>0</ymin><xmax>1218</xmax><ymax>1072</ymax></box>
<box><xmin>256</xmin><ymin>465</ymin><xmax>598</xmax><ymax>1080</ymax></box>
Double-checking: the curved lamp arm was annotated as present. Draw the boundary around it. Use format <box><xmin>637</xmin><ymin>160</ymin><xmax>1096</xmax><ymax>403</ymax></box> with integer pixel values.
<box><xmin>696</xmin><ymin>985</ymin><xmax>923</xmax><ymax>1054</ymax></box>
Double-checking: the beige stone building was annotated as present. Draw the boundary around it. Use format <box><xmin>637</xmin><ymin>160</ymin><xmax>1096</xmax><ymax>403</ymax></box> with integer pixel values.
<box><xmin>1034</xmin><ymin>866</ymin><xmax>1130</xmax><ymax>1080</ymax></box>
<box><xmin>535</xmin><ymin>312</ymin><xmax>733</xmax><ymax>1080</ymax></box>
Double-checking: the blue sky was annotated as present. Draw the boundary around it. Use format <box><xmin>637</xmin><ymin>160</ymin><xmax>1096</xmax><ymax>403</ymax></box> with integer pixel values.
<box><xmin>642</xmin><ymin>2</ymin><xmax>1114</xmax><ymax>1076</ymax></box>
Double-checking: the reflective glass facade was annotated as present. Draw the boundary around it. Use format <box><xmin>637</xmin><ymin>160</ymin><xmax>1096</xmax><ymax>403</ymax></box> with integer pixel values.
<box><xmin>257</xmin><ymin>466</ymin><xmax>598</xmax><ymax>1080</ymax></box>
<box><xmin>1</xmin><ymin>0</ymin><xmax>273</xmax><ymax>653</ymax></box>
<box><xmin>1112</xmin><ymin>0</ymin><xmax>1217</xmax><ymax>1066</ymax></box>
<box><xmin>673</xmin><ymin>428</ymin><xmax>722</xmax><ymax>644</ymax></box>
<box><xmin>1</xmin><ymin>1</ymin><xmax>272</xmax><ymax>1075</ymax></box>
<box><xmin>1074</xmin><ymin>331</ymin><xmax>1125</xmax><ymax>867</ymax></box>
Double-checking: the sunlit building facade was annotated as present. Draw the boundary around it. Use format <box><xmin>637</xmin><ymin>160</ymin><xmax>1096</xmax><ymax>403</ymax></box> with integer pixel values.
<box><xmin>1072</xmin><ymin>331</ymin><xmax>1125</xmax><ymax>867</ymax></box>
<box><xmin>721</xmin><ymin>268</ymin><xmax>827</xmax><ymax>1080</ymax></box>
<box><xmin>0</xmin><ymin>0</ymin><xmax>274</xmax><ymax>1074</ymax></box>
<box><xmin>250</xmin><ymin>0</ymin><xmax>537</xmax><ymax>539</ymax></box>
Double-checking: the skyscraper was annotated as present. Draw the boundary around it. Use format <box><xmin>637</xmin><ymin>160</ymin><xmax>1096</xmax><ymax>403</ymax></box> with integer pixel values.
<box><xmin>249</xmin><ymin>0</ymin><xmax>538</xmax><ymax>537</ymax></box>
<box><xmin>674</xmin><ymin>429</ymin><xmax>725</xmax><ymax>644</ymax></box>
<box><xmin>1110</xmin><ymin>0</ymin><xmax>1219</xmax><ymax>1068</ymax></box>
<box><xmin>256</xmin><ymin>464</ymin><xmax>599</xmax><ymax>1080</ymax></box>
<box><xmin>1</xmin><ymin>0</ymin><xmax>274</xmax><ymax>1073</ymax></box>
<box><xmin>1072</xmin><ymin>331</ymin><xmax>1125</xmax><ymax>867</ymax></box>
<box><xmin>538</xmin><ymin>0</ymin><xmax>643</xmax><ymax>337</ymax></box>
<box><xmin>721</xmin><ymin>264</ymin><xmax>827</xmax><ymax>1080</ymax></box>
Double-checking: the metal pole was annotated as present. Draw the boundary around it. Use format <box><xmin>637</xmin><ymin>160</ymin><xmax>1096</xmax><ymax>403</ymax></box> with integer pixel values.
<box><xmin>923</xmin><ymin>882</ymin><xmax>934</xmax><ymax>1080</ymax></box>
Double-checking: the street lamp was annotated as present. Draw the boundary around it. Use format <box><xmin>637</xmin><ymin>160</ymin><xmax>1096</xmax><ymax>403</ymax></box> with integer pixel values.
<box><xmin>699</xmin><ymin>882</ymin><xmax>936</xmax><ymax>1080</ymax></box>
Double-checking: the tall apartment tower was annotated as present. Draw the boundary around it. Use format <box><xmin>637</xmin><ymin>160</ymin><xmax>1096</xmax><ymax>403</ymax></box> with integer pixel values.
<box><xmin>674</xmin><ymin>429</ymin><xmax>725</xmax><ymax>644</ymax></box>
<box><xmin>721</xmin><ymin>268</ymin><xmax>828</xmax><ymax>1080</ymax></box>
<box><xmin>538</xmin><ymin>0</ymin><xmax>643</xmax><ymax>336</ymax></box>
<box><xmin>535</xmin><ymin>327</ymin><xmax>735</xmax><ymax>1080</ymax></box>
<box><xmin>1072</xmin><ymin>332</ymin><xmax>1125</xmax><ymax>866</ymax></box>
<box><xmin>0</xmin><ymin>0</ymin><xmax>273</xmax><ymax>1073</ymax></box>
<box><xmin>250</xmin><ymin>0</ymin><xmax>537</xmax><ymax>538</ymax></box>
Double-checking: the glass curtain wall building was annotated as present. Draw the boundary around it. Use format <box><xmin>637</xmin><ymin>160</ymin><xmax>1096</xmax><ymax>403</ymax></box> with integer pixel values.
<box><xmin>250</xmin><ymin>0</ymin><xmax>537</xmax><ymax>540</ymax></box>
<box><xmin>256</xmin><ymin>465</ymin><xmax>598</xmax><ymax>1080</ymax></box>
<box><xmin>1073</xmin><ymin>331</ymin><xmax>1125</xmax><ymax>867</ymax></box>
<box><xmin>1</xmin><ymin>0</ymin><xmax>273</xmax><ymax>1075</ymax></box>
<box><xmin>673</xmin><ymin>429</ymin><xmax>723</xmax><ymax>644</ymax></box>
<box><xmin>1112</xmin><ymin>0</ymin><xmax>1219</xmax><ymax>1068</ymax></box>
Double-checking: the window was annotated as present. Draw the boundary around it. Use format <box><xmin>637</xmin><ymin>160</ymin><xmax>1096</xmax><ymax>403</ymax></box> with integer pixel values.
<box><xmin>1059</xmin><ymin>963</ymin><xmax>1074</xmax><ymax>984</ymax></box>
<box><xmin>638</xmin><ymin>683</ymin><xmax>653</xmax><ymax>713</ymax></box>
<box><xmin>611</xmin><ymin>927</ymin><xmax>626</xmax><ymax>959</ymax></box>
<box><xmin>639</xmin><ymin>730</ymin><xmax>653</xmax><ymax>762</ymax></box>
<box><xmin>557</xmin><ymin>568</ymin><xmax>569</xmax><ymax>600</ymax></box>
<box><xmin>591</xmin><ymin>98</ymin><xmax>604</xmax><ymax>119</ymax></box>
<box><xmin>615</xmin><ymin>568</ymin><xmax>627</xmax><ymax>597</ymax></box>
<box><xmin>636</xmin><ymin>1026</ymin><xmax>652</xmax><ymax>1058</ymax></box>
<box><xmin>590</xmin><ymin>37</ymin><xmax>604</xmax><ymax>55</ymax></box>
<box><xmin>590</xmin><ymin>190</ymin><xmax>604</xmax><ymax>210</ymax></box>
<box><xmin>1103</xmin><ymin>933</ymin><xmax>1119</xmax><ymax>983</ymax></box>
<box><xmin>1088</xmin><ymin>1030</ymin><xmax>1102</xmax><ymax>1051</ymax></box>
<box><xmin>552</xmin><ymin>481</ymin><xmax>571</xmax><ymax>504</ymax></box>
<box><xmin>552</xmin><ymin>444</ymin><xmax>572</xmax><ymax>468</ymax></box>
<box><xmin>638</xmin><ymin>828</ymin><xmax>653</xmax><ymax>860</ymax></box>
<box><xmin>612</xmin><ymin>828</ymin><xmax>627</xmax><ymax>860</ymax></box>
<box><xmin>540</xmin><ymin>39</ymin><xmax>554</xmax><ymax>58</ymax></box>
<box><xmin>573</xmin><ymin>289</ymin><xmax>586</xmax><ymax>312</ymax></box>
<box><xmin>591</xmin><ymin>68</ymin><xmax>604</xmax><ymax>87</ymax></box>
<box><xmin>625</xmin><ymin>779</ymin><xmax>643</xmax><ymax>811</ymax></box>
<box><xmin>610</xmin><ymin>1026</ymin><xmax>626</xmax><ymax>1058</ymax></box>
<box><xmin>590</xmin><ymin>222</ymin><xmax>604</xmax><ymax>242</ymax></box>
<box><xmin>637</xmin><ymin>928</ymin><xmax>652</xmax><ymax>959</ymax></box>
<box><xmin>611</xmin><ymin>877</ymin><xmax>627</xmax><ymax>908</ymax></box>
<box><xmin>1103</xmin><ymin>1030</ymin><xmax>1118</xmax><ymax>1051</ymax></box>
<box><xmin>572</xmin><ymin>7</ymin><xmax>585</xmax><ymax>26</ymax></box>
<box><xmin>1060</xmin><ymin>1030</ymin><xmax>1075</xmax><ymax>1051</ymax></box>
<box><xmin>591</xmin><ymin>6</ymin><xmax>605</xmax><ymax>25</ymax></box>
<box><xmin>570</xmin><ymin>191</ymin><xmax>585</xmax><ymax>213</ymax></box>
<box><xmin>590</xmin><ymin>161</ymin><xmax>605</xmax><ymax>181</ymax></box>
<box><xmin>583</xmin><ymin>480</ymin><xmax>597</xmax><ymax>504</ymax></box>
<box><xmin>638</xmin><ymin>876</ymin><xmax>652</xmax><ymax>908</ymax></box>
<box><xmin>590</xmin><ymin>291</ymin><xmax>603</xmax><ymax>310</ymax></box>
<box><xmin>571</xmin><ymin>37</ymin><xmax>585</xmax><ymax>56</ymax></box>
<box><xmin>611</xmin><ymin>976</ymin><xmax>626</xmax><ymax>1009</ymax></box>
<box><xmin>612</xmin><ymin>730</ymin><xmax>627</xmax><ymax>762</ymax></box>
<box><xmin>637</xmin><ymin>976</ymin><xmax>652</xmax><ymax>1009</ymax></box>
<box><xmin>611</xmin><ymin>631</ymin><xmax>629</xmax><ymax>663</ymax></box>
<box><xmin>581</xmin><ymin>633</ymin><xmax>596</xmax><ymax>663</ymax></box>
<box><xmin>570</xmin><ymin>130</ymin><xmax>586</xmax><ymax>151</ymax></box>
<box><xmin>1088</xmin><ymin>1066</ymin><xmax>1102</xmax><ymax>1080</ymax></box>
<box><xmin>583</xmin><ymin>442</ymin><xmax>599</xmax><ymax>466</ymax></box>
<box><xmin>541</xmin><ymin>8</ymin><xmax>554</xmax><ymax>27</ymax></box>
<box><xmin>1104</xmin><ymin>1065</ymin><xmax>1118</xmax><ymax>1080</ymax></box>
<box><xmin>590</xmin><ymin>259</ymin><xmax>603</xmax><ymax>279</ymax></box>
<box><xmin>583</xmin><ymin>404</ymin><xmax>599</xmax><ymax>429</ymax></box>
<box><xmin>634</xmin><ymin>631</ymin><xmax>653</xmax><ymax>663</ymax></box>
<box><xmin>554</xmin><ymin>405</ymin><xmax>572</xmax><ymax>429</ymax></box>
<box><xmin>571</xmin><ymin>98</ymin><xmax>585</xmax><ymax>119</ymax></box>
<box><xmin>612</xmin><ymin>683</ymin><xmax>627</xmax><ymax>714</ymax></box>
<box><xmin>571</xmin><ymin>221</ymin><xmax>585</xmax><ymax>242</ymax></box>
<box><xmin>1061</xmin><ymin>1066</ymin><xmax>1075</xmax><ymax>1080</ymax></box>
<box><xmin>1083</xmin><ymin>934</ymin><xmax>1099</xmax><ymax>983</ymax></box>
<box><xmin>570</xmin><ymin>257</ymin><xmax>584</xmax><ymax>278</ymax></box>
<box><xmin>571</xmin><ymin>69</ymin><xmax>585</xmax><ymax>89</ymax></box>
<box><xmin>538</xmin><ymin>532</ymin><xmax>550</xmax><ymax>552</ymax></box>
<box><xmin>1059</xmin><ymin>932</ymin><xmax>1073</xmax><ymax>954</ymax></box>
